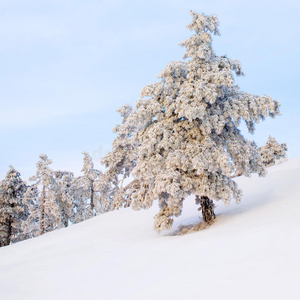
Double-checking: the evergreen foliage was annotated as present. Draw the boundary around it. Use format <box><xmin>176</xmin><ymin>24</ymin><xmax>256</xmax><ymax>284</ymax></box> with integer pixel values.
<box><xmin>258</xmin><ymin>136</ymin><xmax>287</xmax><ymax>167</ymax></box>
<box><xmin>72</xmin><ymin>152</ymin><xmax>108</xmax><ymax>223</ymax></box>
<box><xmin>24</xmin><ymin>154</ymin><xmax>61</xmax><ymax>236</ymax></box>
<box><xmin>101</xmin><ymin>105</ymin><xmax>136</xmax><ymax>210</ymax></box>
<box><xmin>54</xmin><ymin>171</ymin><xmax>75</xmax><ymax>227</ymax></box>
<box><xmin>0</xmin><ymin>166</ymin><xmax>28</xmax><ymax>246</ymax></box>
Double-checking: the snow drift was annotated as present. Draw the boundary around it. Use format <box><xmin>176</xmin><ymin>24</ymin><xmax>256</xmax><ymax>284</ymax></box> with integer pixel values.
<box><xmin>0</xmin><ymin>157</ymin><xmax>299</xmax><ymax>299</ymax></box>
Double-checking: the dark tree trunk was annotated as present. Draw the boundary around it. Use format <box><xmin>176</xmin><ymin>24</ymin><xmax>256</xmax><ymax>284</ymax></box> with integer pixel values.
<box><xmin>59</xmin><ymin>195</ymin><xmax>68</xmax><ymax>228</ymax></box>
<box><xmin>61</xmin><ymin>206</ymin><xmax>68</xmax><ymax>228</ymax></box>
<box><xmin>6</xmin><ymin>201</ymin><xmax>15</xmax><ymax>246</ymax></box>
<box><xmin>0</xmin><ymin>219</ymin><xmax>12</xmax><ymax>247</ymax></box>
<box><xmin>63</xmin><ymin>209</ymin><xmax>68</xmax><ymax>228</ymax></box>
<box><xmin>90</xmin><ymin>180</ymin><xmax>94</xmax><ymax>215</ymax></box>
<box><xmin>196</xmin><ymin>195</ymin><xmax>215</xmax><ymax>223</ymax></box>
<box><xmin>40</xmin><ymin>185</ymin><xmax>46</xmax><ymax>235</ymax></box>
<box><xmin>5</xmin><ymin>216</ymin><xmax>12</xmax><ymax>246</ymax></box>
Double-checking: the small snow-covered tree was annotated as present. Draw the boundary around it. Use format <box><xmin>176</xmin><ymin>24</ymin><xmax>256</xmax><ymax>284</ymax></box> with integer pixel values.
<box><xmin>258</xmin><ymin>136</ymin><xmax>287</xmax><ymax>167</ymax></box>
<box><xmin>101</xmin><ymin>105</ymin><xmax>137</xmax><ymax>210</ymax></box>
<box><xmin>73</xmin><ymin>152</ymin><xmax>107</xmax><ymax>221</ymax></box>
<box><xmin>22</xmin><ymin>184</ymin><xmax>39</xmax><ymax>239</ymax></box>
<box><xmin>103</xmin><ymin>11</ymin><xmax>282</xmax><ymax>232</ymax></box>
<box><xmin>81</xmin><ymin>151</ymin><xmax>100</xmax><ymax>216</ymax></box>
<box><xmin>71</xmin><ymin>182</ymin><xmax>89</xmax><ymax>224</ymax></box>
<box><xmin>25</xmin><ymin>154</ymin><xmax>61</xmax><ymax>236</ymax></box>
<box><xmin>0</xmin><ymin>166</ymin><xmax>28</xmax><ymax>246</ymax></box>
<box><xmin>54</xmin><ymin>171</ymin><xmax>75</xmax><ymax>227</ymax></box>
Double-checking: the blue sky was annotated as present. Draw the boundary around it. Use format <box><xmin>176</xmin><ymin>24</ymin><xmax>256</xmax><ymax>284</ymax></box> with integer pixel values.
<box><xmin>1</xmin><ymin>0</ymin><xmax>299</xmax><ymax>181</ymax></box>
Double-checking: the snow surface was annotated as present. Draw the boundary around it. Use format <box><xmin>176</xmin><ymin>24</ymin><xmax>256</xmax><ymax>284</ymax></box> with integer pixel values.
<box><xmin>0</xmin><ymin>157</ymin><xmax>299</xmax><ymax>299</ymax></box>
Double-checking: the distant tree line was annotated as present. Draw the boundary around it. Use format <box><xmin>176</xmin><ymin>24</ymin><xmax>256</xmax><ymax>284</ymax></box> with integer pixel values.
<box><xmin>0</xmin><ymin>152</ymin><xmax>111</xmax><ymax>247</ymax></box>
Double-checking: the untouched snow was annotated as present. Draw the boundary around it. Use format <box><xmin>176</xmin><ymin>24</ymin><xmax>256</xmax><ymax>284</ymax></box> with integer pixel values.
<box><xmin>0</xmin><ymin>158</ymin><xmax>299</xmax><ymax>299</ymax></box>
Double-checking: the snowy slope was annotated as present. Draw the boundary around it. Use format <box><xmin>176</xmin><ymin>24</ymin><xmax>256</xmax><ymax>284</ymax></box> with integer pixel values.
<box><xmin>0</xmin><ymin>157</ymin><xmax>299</xmax><ymax>300</ymax></box>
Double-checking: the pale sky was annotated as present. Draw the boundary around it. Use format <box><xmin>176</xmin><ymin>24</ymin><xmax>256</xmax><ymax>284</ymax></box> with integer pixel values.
<box><xmin>1</xmin><ymin>0</ymin><xmax>299</xmax><ymax>181</ymax></box>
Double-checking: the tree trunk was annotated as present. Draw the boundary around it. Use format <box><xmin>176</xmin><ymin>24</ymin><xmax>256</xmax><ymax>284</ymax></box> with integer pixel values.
<box><xmin>90</xmin><ymin>180</ymin><xmax>94</xmax><ymax>215</ymax></box>
<box><xmin>62</xmin><ymin>208</ymin><xmax>68</xmax><ymax>228</ymax></box>
<box><xmin>5</xmin><ymin>216</ymin><xmax>12</xmax><ymax>246</ymax></box>
<box><xmin>199</xmin><ymin>196</ymin><xmax>215</xmax><ymax>223</ymax></box>
<box><xmin>59</xmin><ymin>195</ymin><xmax>68</xmax><ymax>228</ymax></box>
<box><xmin>40</xmin><ymin>185</ymin><xmax>46</xmax><ymax>235</ymax></box>
<box><xmin>5</xmin><ymin>201</ymin><xmax>16</xmax><ymax>246</ymax></box>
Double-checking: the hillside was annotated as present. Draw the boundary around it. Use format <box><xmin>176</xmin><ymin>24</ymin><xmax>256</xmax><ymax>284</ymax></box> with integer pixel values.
<box><xmin>0</xmin><ymin>157</ymin><xmax>299</xmax><ymax>299</ymax></box>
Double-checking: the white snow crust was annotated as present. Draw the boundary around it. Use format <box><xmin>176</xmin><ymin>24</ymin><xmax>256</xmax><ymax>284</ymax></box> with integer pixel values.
<box><xmin>0</xmin><ymin>157</ymin><xmax>299</xmax><ymax>299</ymax></box>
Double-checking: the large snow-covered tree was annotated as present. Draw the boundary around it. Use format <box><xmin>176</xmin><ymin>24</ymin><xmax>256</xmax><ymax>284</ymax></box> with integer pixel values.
<box><xmin>258</xmin><ymin>136</ymin><xmax>287</xmax><ymax>167</ymax></box>
<box><xmin>103</xmin><ymin>11</ymin><xmax>281</xmax><ymax>232</ymax></box>
<box><xmin>0</xmin><ymin>166</ymin><xmax>28</xmax><ymax>246</ymax></box>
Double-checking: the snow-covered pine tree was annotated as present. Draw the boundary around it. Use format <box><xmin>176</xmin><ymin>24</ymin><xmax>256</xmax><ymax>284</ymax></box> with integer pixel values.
<box><xmin>103</xmin><ymin>11</ymin><xmax>281</xmax><ymax>232</ymax></box>
<box><xmin>81</xmin><ymin>151</ymin><xmax>100</xmax><ymax>216</ymax></box>
<box><xmin>74</xmin><ymin>152</ymin><xmax>106</xmax><ymax>220</ymax></box>
<box><xmin>54</xmin><ymin>171</ymin><xmax>75</xmax><ymax>227</ymax></box>
<box><xmin>70</xmin><ymin>181</ymin><xmax>89</xmax><ymax>224</ymax></box>
<box><xmin>22</xmin><ymin>184</ymin><xmax>39</xmax><ymax>239</ymax></box>
<box><xmin>25</xmin><ymin>154</ymin><xmax>62</xmax><ymax>236</ymax></box>
<box><xmin>101</xmin><ymin>105</ymin><xmax>137</xmax><ymax>210</ymax></box>
<box><xmin>0</xmin><ymin>166</ymin><xmax>28</xmax><ymax>246</ymax></box>
<box><xmin>258</xmin><ymin>136</ymin><xmax>287</xmax><ymax>167</ymax></box>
